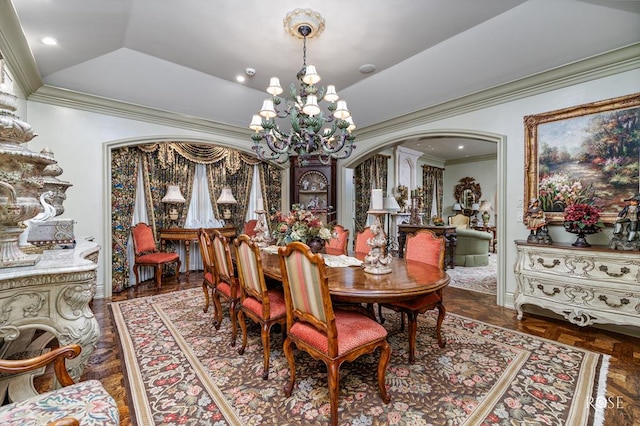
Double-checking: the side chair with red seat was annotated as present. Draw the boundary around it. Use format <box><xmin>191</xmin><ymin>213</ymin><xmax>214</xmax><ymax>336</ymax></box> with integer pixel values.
<box><xmin>234</xmin><ymin>234</ymin><xmax>287</xmax><ymax>379</ymax></box>
<box><xmin>380</xmin><ymin>229</ymin><xmax>446</xmax><ymax>363</ymax></box>
<box><xmin>131</xmin><ymin>222</ymin><xmax>181</xmax><ymax>290</ymax></box>
<box><xmin>326</xmin><ymin>224</ymin><xmax>349</xmax><ymax>255</ymax></box>
<box><xmin>210</xmin><ymin>229</ymin><xmax>240</xmax><ymax>346</ymax></box>
<box><xmin>243</xmin><ymin>219</ymin><xmax>258</xmax><ymax>238</ymax></box>
<box><xmin>354</xmin><ymin>226</ymin><xmax>384</xmax><ymax>254</ymax></box>
<box><xmin>197</xmin><ymin>228</ymin><xmax>216</xmax><ymax>313</ymax></box>
<box><xmin>278</xmin><ymin>242</ymin><xmax>391</xmax><ymax>426</ymax></box>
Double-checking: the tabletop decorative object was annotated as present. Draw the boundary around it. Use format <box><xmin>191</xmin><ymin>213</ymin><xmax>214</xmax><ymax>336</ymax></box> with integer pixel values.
<box><xmin>563</xmin><ymin>203</ymin><xmax>604</xmax><ymax>247</ymax></box>
<box><xmin>251</xmin><ymin>198</ymin><xmax>269</xmax><ymax>248</ymax></box>
<box><xmin>270</xmin><ymin>205</ymin><xmax>332</xmax><ymax>253</ymax></box>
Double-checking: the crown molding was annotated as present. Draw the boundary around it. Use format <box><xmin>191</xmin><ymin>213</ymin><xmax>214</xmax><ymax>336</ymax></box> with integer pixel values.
<box><xmin>30</xmin><ymin>85</ymin><xmax>250</xmax><ymax>140</ymax></box>
<box><xmin>445</xmin><ymin>153</ymin><xmax>497</xmax><ymax>166</ymax></box>
<box><xmin>0</xmin><ymin>0</ymin><xmax>42</xmax><ymax>95</ymax></box>
<box><xmin>357</xmin><ymin>43</ymin><xmax>640</xmax><ymax>141</ymax></box>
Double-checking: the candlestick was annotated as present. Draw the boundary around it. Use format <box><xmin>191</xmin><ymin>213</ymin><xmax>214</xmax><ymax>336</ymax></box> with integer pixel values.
<box><xmin>371</xmin><ymin>189</ymin><xmax>383</xmax><ymax>211</ymax></box>
<box><xmin>257</xmin><ymin>197</ymin><xmax>264</xmax><ymax>212</ymax></box>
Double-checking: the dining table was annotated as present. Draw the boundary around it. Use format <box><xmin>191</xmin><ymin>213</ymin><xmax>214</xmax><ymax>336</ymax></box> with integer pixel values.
<box><xmin>257</xmin><ymin>247</ymin><xmax>450</xmax><ymax>305</ymax></box>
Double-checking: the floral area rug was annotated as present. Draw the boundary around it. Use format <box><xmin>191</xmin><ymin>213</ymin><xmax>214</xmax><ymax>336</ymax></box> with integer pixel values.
<box><xmin>447</xmin><ymin>254</ymin><xmax>497</xmax><ymax>295</ymax></box>
<box><xmin>111</xmin><ymin>288</ymin><xmax>608</xmax><ymax>426</ymax></box>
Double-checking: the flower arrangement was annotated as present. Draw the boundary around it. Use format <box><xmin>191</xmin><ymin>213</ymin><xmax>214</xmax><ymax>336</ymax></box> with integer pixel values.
<box><xmin>538</xmin><ymin>173</ymin><xmax>596</xmax><ymax>212</ymax></box>
<box><xmin>271</xmin><ymin>204</ymin><xmax>333</xmax><ymax>246</ymax></box>
<box><xmin>563</xmin><ymin>203</ymin><xmax>604</xmax><ymax>232</ymax></box>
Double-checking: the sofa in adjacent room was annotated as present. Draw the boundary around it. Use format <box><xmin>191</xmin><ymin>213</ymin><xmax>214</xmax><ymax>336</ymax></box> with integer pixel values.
<box><xmin>454</xmin><ymin>228</ymin><xmax>491</xmax><ymax>267</ymax></box>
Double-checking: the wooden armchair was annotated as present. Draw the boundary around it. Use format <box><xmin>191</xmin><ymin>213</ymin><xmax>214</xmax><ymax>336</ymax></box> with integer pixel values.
<box><xmin>210</xmin><ymin>230</ymin><xmax>240</xmax><ymax>346</ymax></box>
<box><xmin>131</xmin><ymin>222</ymin><xmax>181</xmax><ymax>290</ymax></box>
<box><xmin>381</xmin><ymin>229</ymin><xmax>446</xmax><ymax>363</ymax></box>
<box><xmin>278</xmin><ymin>242</ymin><xmax>391</xmax><ymax>426</ymax></box>
<box><xmin>326</xmin><ymin>224</ymin><xmax>349</xmax><ymax>255</ymax></box>
<box><xmin>0</xmin><ymin>344</ymin><xmax>119</xmax><ymax>425</ymax></box>
<box><xmin>234</xmin><ymin>235</ymin><xmax>287</xmax><ymax>379</ymax></box>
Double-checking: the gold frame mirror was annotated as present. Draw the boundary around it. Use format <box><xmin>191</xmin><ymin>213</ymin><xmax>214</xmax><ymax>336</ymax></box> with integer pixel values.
<box><xmin>453</xmin><ymin>177</ymin><xmax>482</xmax><ymax>216</ymax></box>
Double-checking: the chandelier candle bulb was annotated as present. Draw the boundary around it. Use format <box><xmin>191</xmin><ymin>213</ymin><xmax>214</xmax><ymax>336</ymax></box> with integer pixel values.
<box><xmin>324</xmin><ymin>85</ymin><xmax>339</xmax><ymax>102</ymax></box>
<box><xmin>302</xmin><ymin>65</ymin><xmax>321</xmax><ymax>85</ymax></box>
<box><xmin>371</xmin><ymin>189</ymin><xmax>384</xmax><ymax>211</ymax></box>
<box><xmin>334</xmin><ymin>100</ymin><xmax>350</xmax><ymax>119</ymax></box>
<box><xmin>303</xmin><ymin>95</ymin><xmax>320</xmax><ymax>116</ymax></box>
<box><xmin>259</xmin><ymin>100</ymin><xmax>277</xmax><ymax>118</ymax></box>
<box><xmin>266</xmin><ymin>77</ymin><xmax>283</xmax><ymax>95</ymax></box>
<box><xmin>250</xmin><ymin>115</ymin><xmax>263</xmax><ymax>132</ymax></box>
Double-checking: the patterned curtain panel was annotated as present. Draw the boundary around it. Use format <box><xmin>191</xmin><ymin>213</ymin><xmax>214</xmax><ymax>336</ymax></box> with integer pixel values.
<box><xmin>110</xmin><ymin>141</ymin><xmax>279</xmax><ymax>293</ymax></box>
<box><xmin>208</xmin><ymin>150</ymin><xmax>254</xmax><ymax>233</ymax></box>
<box><xmin>111</xmin><ymin>147</ymin><xmax>140</xmax><ymax>293</ymax></box>
<box><xmin>258</xmin><ymin>162</ymin><xmax>283</xmax><ymax>229</ymax></box>
<box><xmin>354</xmin><ymin>155</ymin><xmax>389</xmax><ymax>232</ymax></box>
<box><xmin>422</xmin><ymin>165</ymin><xmax>444</xmax><ymax>218</ymax></box>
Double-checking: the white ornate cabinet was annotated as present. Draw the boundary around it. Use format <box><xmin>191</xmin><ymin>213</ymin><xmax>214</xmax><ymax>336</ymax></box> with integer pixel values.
<box><xmin>0</xmin><ymin>238</ymin><xmax>100</xmax><ymax>400</ymax></box>
<box><xmin>514</xmin><ymin>241</ymin><xmax>640</xmax><ymax>328</ymax></box>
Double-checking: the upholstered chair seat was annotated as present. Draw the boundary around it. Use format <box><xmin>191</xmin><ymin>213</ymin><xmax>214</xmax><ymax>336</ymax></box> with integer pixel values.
<box><xmin>454</xmin><ymin>228</ymin><xmax>491</xmax><ymax>267</ymax></box>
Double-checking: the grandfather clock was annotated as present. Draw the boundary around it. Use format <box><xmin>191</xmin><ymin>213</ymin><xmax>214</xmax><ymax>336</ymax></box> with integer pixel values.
<box><xmin>290</xmin><ymin>157</ymin><xmax>337</xmax><ymax>224</ymax></box>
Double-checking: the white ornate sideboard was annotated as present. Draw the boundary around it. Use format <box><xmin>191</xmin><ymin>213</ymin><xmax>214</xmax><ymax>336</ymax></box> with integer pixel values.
<box><xmin>514</xmin><ymin>241</ymin><xmax>640</xmax><ymax>328</ymax></box>
<box><xmin>0</xmin><ymin>238</ymin><xmax>100</xmax><ymax>400</ymax></box>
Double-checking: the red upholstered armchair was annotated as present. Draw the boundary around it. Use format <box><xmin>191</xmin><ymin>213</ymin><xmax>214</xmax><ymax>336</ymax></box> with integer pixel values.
<box><xmin>278</xmin><ymin>242</ymin><xmax>391</xmax><ymax>426</ymax></box>
<box><xmin>131</xmin><ymin>222</ymin><xmax>181</xmax><ymax>290</ymax></box>
<box><xmin>234</xmin><ymin>235</ymin><xmax>287</xmax><ymax>379</ymax></box>
<box><xmin>381</xmin><ymin>229</ymin><xmax>446</xmax><ymax>363</ymax></box>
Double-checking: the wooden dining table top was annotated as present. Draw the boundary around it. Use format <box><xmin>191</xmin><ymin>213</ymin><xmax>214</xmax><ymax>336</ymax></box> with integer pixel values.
<box><xmin>257</xmin><ymin>248</ymin><xmax>450</xmax><ymax>304</ymax></box>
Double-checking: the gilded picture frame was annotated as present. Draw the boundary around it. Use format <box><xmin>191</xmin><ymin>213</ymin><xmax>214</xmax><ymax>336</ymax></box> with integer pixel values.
<box><xmin>524</xmin><ymin>93</ymin><xmax>640</xmax><ymax>225</ymax></box>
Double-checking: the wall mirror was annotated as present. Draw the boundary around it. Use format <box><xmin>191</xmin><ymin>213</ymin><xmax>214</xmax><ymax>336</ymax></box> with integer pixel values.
<box><xmin>454</xmin><ymin>177</ymin><xmax>482</xmax><ymax>216</ymax></box>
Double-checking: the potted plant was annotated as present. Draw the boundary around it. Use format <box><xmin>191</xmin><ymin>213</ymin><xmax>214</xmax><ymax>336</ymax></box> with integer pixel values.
<box><xmin>563</xmin><ymin>203</ymin><xmax>604</xmax><ymax>247</ymax></box>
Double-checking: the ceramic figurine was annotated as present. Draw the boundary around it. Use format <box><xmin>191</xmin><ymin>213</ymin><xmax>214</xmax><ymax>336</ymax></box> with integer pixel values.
<box><xmin>524</xmin><ymin>198</ymin><xmax>552</xmax><ymax>244</ymax></box>
<box><xmin>610</xmin><ymin>192</ymin><xmax>640</xmax><ymax>250</ymax></box>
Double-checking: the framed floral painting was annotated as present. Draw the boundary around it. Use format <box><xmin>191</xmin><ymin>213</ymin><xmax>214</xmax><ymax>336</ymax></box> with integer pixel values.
<box><xmin>524</xmin><ymin>93</ymin><xmax>640</xmax><ymax>225</ymax></box>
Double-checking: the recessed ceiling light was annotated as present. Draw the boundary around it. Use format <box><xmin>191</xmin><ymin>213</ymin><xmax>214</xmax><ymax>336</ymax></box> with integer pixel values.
<box><xmin>458</xmin><ymin>145</ymin><xmax>464</xmax><ymax>150</ymax></box>
<box><xmin>359</xmin><ymin>64</ymin><xmax>376</xmax><ymax>74</ymax></box>
<box><xmin>41</xmin><ymin>37</ymin><xmax>58</xmax><ymax>46</ymax></box>
<box><xmin>236</xmin><ymin>75</ymin><xmax>246</xmax><ymax>83</ymax></box>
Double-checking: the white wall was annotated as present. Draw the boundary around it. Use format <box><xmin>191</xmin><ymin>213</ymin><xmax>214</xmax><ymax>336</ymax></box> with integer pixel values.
<box><xmin>16</xmin><ymin>68</ymin><xmax>640</xmax><ymax>303</ymax></box>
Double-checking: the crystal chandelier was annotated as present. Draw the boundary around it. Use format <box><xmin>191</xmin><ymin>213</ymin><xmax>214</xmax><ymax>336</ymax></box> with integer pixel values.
<box><xmin>250</xmin><ymin>9</ymin><xmax>356</xmax><ymax>166</ymax></box>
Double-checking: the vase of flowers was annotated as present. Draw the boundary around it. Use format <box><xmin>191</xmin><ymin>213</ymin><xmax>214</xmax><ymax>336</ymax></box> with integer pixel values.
<box><xmin>563</xmin><ymin>203</ymin><xmax>604</xmax><ymax>247</ymax></box>
<box><xmin>271</xmin><ymin>204</ymin><xmax>333</xmax><ymax>253</ymax></box>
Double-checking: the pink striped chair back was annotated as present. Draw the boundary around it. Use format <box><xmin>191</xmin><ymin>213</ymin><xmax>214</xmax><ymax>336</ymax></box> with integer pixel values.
<box><xmin>235</xmin><ymin>235</ymin><xmax>264</xmax><ymax>297</ymax></box>
<box><xmin>278</xmin><ymin>242</ymin><xmax>334</xmax><ymax>331</ymax></box>
<box><xmin>198</xmin><ymin>228</ymin><xmax>216</xmax><ymax>280</ymax></box>
<box><xmin>211</xmin><ymin>231</ymin><xmax>233</xmax><ymax>280</ymax></box>
<box><xmin>405</xmin><ymin>229</ymin><xmax>445</xmax><ymax>269</ymax></box>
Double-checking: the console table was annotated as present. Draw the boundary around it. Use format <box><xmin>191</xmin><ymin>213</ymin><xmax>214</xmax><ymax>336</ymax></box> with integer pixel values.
<box><xmin>514</xmin><ymin>241</ymin><xmax>640</xmax><ymax>328</ymax></box>
<box><xmin>397</xmin><ymin>225</ymin><xmax>457</xmax><ymax>269</ymax></box>
<box><xmin>159</xmin><ymin>227</ymin><xmax>236</xmax><ymax>276</ymax></box>
<box><xmin>0</xmin><ymin>238</ymin><xmax>100</xmax><ymax>402</ymax></box>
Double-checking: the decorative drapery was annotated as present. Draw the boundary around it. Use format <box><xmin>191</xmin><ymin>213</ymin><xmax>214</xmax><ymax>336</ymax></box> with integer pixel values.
<box><xmin>111</xmin><ymin>147</ymin><xmax>141</xmax><ymax>293</ymax></box>
<box><xmin>110</xmin><ymin>142</ymin><xmax>282</xmax><ymax>292</ymax></box>
<box><xmin>354</xmin><ymin>155</ymin><xmax>389</xmax><ymax>232</ymax></box>
<box><xmin>422</xmin><ymin>165</ymin><xmax>444</xmax><ymax>219</ymax></box>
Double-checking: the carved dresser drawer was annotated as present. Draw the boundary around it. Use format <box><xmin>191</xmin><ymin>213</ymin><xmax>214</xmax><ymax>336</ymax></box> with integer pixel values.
<box><xmin>514</xmin><ymin>241</ymin><xmax>640</xmax><ymax>328</ymax></box>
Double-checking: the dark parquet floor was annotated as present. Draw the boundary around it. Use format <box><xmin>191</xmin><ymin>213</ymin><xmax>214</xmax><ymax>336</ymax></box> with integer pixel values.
<box><xmin>83</xmin><ymin>272</ymin><xmax>640</xmax><ymax>426</ymax></box>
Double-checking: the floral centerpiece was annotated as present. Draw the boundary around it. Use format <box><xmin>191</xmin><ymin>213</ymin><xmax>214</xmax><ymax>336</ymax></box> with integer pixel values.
<box><xmin>271</xmin><ymin>205</ymin><xmax>333</xmax><ymax>252</ymax></box>
<box><xmin>563</xmin><ymin>203</ymin><xmax>604</xmax><ymax>247</ymax></box>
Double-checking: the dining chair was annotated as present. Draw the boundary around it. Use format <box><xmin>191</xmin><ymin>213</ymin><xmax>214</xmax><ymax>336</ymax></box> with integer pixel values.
<box><xmin>326</xmin><ymin>224</ymin><xmax>349</xmax><ymax>255</ymax></box>
<box><xmin>233</xmin><ymin>235</ymin><xmax>287</xmax><ymax>379</ymax></box>
<box><xmin>243</xmin><ymin>219</ymin><xmax>258</xmax><ymax>237</ymax></box>
<box><xmin>210</xmin><ymin>229</ymin><xmax>239</xmax><ymax>346</ymax></box>
<box><xmin>197</xmin><ymin>228</ymin><xmax>216</xmax><ymax>313</ymax></box>
<box><xmin>354</xmin><ymin>226</ymin><xmax>385</xmax><ymax>254</ymax></box>
<box><xmin>278</xmin><ymin>242</ymin><xmax>391</xmax><ymax>426</ymax></box>
<box><xmin>131</xmin><ymin>222</ymin><xmax>181</xmax><ymax>290</ymax></box>
<box><xmin>380</xmin><ymin>229</ymin><xmax>446</xmax><ymax>363</ymax></box>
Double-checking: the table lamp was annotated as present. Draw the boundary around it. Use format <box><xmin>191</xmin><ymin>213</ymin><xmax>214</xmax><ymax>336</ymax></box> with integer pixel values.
<box><xmin>161</xmin><ymin>185</ymin><xmax>186</xmax><ymax>228</ymax></box>
<box><xmin>216</xmin><ymin>187</ymin><xmax>237</xmax><ymax>222</ymax></box>
<box><xmin>479</xmin><ymin>199</ymin><xmax>493</xmax><ymax>226</ymax></box>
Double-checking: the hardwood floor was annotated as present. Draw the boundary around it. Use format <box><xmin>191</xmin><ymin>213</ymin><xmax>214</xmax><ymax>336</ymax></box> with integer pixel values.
<box><xmin>84</xmin><ymin>272</ymin><xmax>640</xmax><ymax>426</ymax></box>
